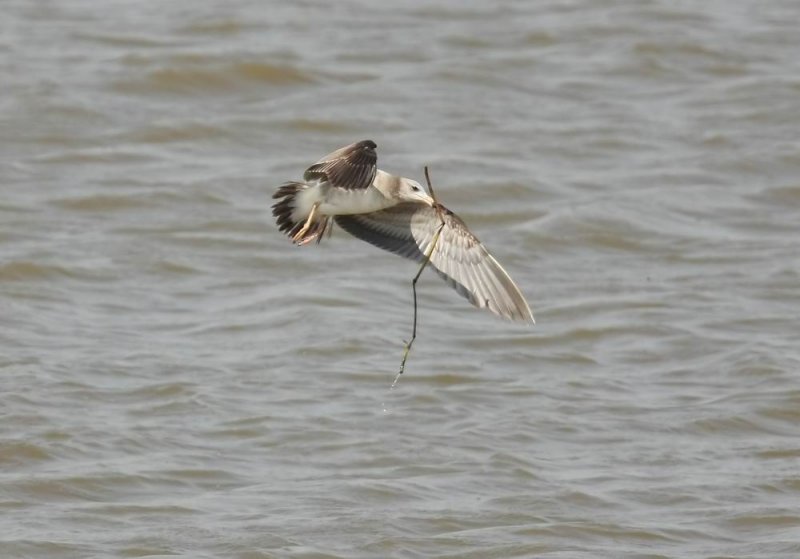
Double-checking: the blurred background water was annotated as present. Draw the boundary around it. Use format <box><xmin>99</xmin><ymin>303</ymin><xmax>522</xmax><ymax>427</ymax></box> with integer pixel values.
<box><xmin>2</xmin><ymin>1</ymin><xmax>800</xmax><ymax>558</ymax></box>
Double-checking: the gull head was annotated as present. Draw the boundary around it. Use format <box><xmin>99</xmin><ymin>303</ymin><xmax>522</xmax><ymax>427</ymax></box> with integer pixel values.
<box><xmin>396</xmin><ymin>177</ymin><xmax>434</xmax><ymax>206</ymax></box>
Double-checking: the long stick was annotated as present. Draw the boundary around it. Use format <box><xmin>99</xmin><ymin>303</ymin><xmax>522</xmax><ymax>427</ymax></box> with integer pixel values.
<box><xmin>396</xmin><ymin>166</ymin><xmax>446</xmax><ymax>376</ymax></box>
<box><xmin>424</xmin><ymin>166</ymin><xmax>439</xmax><ymax>202</ymax></box>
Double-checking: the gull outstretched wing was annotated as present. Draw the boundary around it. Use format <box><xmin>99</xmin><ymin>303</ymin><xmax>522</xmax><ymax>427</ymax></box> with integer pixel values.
<box><xmin>335</xmin><ymin>203</ymin><xmax>534</xmax><ymax>322</ymax></box>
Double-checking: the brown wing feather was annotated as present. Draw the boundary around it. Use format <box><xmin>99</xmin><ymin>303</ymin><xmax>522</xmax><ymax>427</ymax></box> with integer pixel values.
<box><xmin>303</xmin><ymin>139</ymin><xmax>378</xmax><ymax>190</ymax></box>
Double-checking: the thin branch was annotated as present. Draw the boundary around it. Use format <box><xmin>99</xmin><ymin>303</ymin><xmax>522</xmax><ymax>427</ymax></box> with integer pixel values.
<box><xmin>396</xmin><ymin>166</ymin><xmax>447</xmax><ymax>377</ymax></box>
<box><xmin>424</xmin><ymin>166</ymin><xmax>440</xmax><ymax>203</ymax></box>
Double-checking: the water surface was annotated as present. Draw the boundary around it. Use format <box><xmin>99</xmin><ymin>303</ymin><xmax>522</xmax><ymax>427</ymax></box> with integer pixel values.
<box><xmin>2</xmin><ymin>1</ymin><xmax>800</xmax><ymax>557</ymax></box>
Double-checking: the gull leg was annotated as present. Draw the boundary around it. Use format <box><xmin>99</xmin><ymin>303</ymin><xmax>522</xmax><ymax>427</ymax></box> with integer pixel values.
<box><xmin>297</xmin><ymin>217</ymin><xmax>328</xmax><ymax>246</ymax></box>
<box><xmin>292</xmin><ymin>202</ymin><xmax>320</xmax><ymax>244</ymax></box>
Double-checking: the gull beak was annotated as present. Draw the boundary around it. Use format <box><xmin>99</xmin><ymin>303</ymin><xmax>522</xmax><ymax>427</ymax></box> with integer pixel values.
<box><xmin>417</xmin><ymin>190</ymin><xmax>435</xmax><ymax>207</ymax></box>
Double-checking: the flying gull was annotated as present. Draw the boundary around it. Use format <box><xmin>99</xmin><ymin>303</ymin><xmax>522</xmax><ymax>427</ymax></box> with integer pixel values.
<box><xmin>272</xmin><ymin>140</ymin><xmax>534</xmax><ymax>322</ymax></box>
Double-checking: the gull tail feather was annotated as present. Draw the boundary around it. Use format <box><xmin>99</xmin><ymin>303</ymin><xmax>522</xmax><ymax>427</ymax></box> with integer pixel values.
<box><xmin>271</xmin><ymin>182</ymin><xmax>329</xmax><ymax>245</ymax></box>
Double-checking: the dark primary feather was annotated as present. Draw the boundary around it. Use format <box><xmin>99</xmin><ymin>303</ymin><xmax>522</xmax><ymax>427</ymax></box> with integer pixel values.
<box><xmin>335</xmin><ymin>204</ymin><xmax>534</xmax><ymax>322</ymax></box>
<box><xmin>303</xmin><ymin>139</ymin><xmax>378</xmax><ymax>191</ymax></box>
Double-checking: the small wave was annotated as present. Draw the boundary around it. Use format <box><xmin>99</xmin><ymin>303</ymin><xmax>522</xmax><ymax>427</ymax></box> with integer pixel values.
<box><xmin>178</xmin><ymin>20</ymin><xmax>250</xmax><ymax>36</ymax></box>
<box><xmin>126</xmin><ymin>122</ymin><xmax>229</xmax><ymax>144</ymax></box>
<box><xmin>51</xmin><ymin>194</ymin><xmax>151</xmax><ymax>212</ymax></box>
<box><xmin>113</xmin><ymin>62</ymin><xmax>315</xmax><ymax>95</ymax></box>
<box><xmin>749</xmin><ymin>184</ymin><xmax>800</xmax><ymax>206</ymax></box>
<box><xmin>74</xmin><ymin>31</ymin><xmax>179</xmax><ymax>48</ymax></box>
<box><xmin>34</xmin><ymin>149</ymin><xmax>154</xmax><ymax>164</ymax></box>
<box><xmin>0</xmin><ymin>261</ymin><xmax>71</xmax><ymax>281</ymax></box>
<box><xmin>277</xmin><ymin>118</ymin><xmax>356</xmax><ymax>133</ymax></box>
<box><xmin>0</xmin><ymin>441</ymin><xmax>52</xmax><ymax>466</ymax></box>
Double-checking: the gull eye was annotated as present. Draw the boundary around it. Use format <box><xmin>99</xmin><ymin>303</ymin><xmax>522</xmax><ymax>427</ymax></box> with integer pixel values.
<box><xmin>411</xmin><ymin>184</ymin><xmax>420</xmax><ymax>192</ymax></box>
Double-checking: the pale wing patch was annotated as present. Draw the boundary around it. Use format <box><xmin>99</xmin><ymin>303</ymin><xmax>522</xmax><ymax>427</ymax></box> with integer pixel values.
<box><xmin>335</xmin><ymin>204</ymin><xmax>534</xmax><ymax>322</ymax></box>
